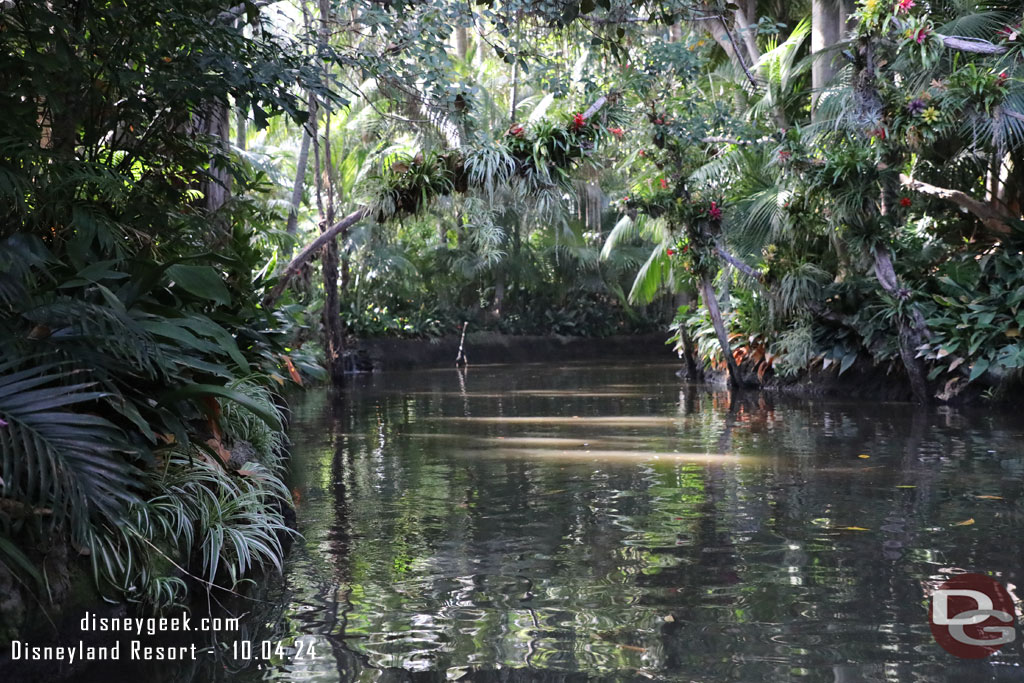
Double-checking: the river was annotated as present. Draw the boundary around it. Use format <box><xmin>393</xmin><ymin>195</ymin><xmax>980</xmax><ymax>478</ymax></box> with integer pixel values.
<box><xmin>68</xmin><ymin>362</ymin><xmax>1024</xmax><ymax>681</ymax></box>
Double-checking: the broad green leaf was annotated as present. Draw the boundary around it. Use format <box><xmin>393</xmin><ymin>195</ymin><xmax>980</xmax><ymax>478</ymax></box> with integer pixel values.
<box><xmin>969</xmin><ymin>358</ymin><xmax>990</xmax><ymax>382</ymax></box>
<box><xmin>838</xmin><ymin>351</ymin><xmax>857</xmax><ymax>376</ymax></box>
<box><xmin>160</xmin><ymin>384</ymin><xmax>281</xmax><ymax>431</ymax></box>
<box><xmin>165</xmin><ymin>265</ymin><xmax>231</xmax><ymax>306</ymax></box>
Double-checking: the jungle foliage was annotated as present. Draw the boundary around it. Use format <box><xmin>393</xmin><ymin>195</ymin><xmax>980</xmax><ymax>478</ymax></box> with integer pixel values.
<box><xmin>5</xmin><ymin>0</ymin><xmax>1024</xmax><ymax>627</ymax></box>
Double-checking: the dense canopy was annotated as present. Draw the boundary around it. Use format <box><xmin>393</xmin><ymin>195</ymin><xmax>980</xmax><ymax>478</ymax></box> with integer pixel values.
<box><xmin>3</xmin><ymin>0</ymin><xmax>1024</xmax><ymax>638</ymax></box>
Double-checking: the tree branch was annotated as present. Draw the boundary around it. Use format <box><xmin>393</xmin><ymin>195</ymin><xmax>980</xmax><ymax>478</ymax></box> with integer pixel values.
<box><xmin>719</xmin><ymin>14</ymin><xmax>759</xmax><ymax>90</ymax></box>
<box><xmin>715</xmin><ymin>244</ymin><xmax>762</xmax><ymax>281</ymax></box>
<box><xmin>701</xmin><ymin>135</ymin><xmax>771</xmax><ymax>145</ymax></box>
<box><xmin>899</xmin><ymin>173</ymin><xmax>1012</xmax><ymax>235</ymax></box>
<box><xmin>264</xmin><ymin>207</ymin><xmax>368</xmax><ymax>306</ymax></box>
<box><xmin>938</xmin><ymin>34</ymin><xmax>1007</xmax><ymax>55</ymax></box>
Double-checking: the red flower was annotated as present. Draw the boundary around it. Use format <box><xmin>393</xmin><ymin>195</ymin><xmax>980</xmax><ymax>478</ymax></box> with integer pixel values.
<box><xmin>638</xmin><ymin>149</ymin><xmax>646</xmax><ymax>157</ymax></box>
<box><xmin>914</xmin><ymin>26</ymin><xmax>930</xmax><ymax>44</ymax></box>
<box><xmin>508</xmin><ymin>124</ymin><xmax>524</xmax><ymax>137</ymax></box>
<box><xmin>998</xmin><ymin>71</ymin><xmax>1009</xmax><ymax>85</ymax></box>
<box><xmin>682</xmin><ymin>245</ymin><xmax>689</xmax><ymax>253</ymax></box>
<box><xmin>622</xmin><ymin>196</ymin><xmax>629</xmax><ymax>202</ymax></box>
<box><xmin>666</xmin><ymin>248</ymin><xmax>675</xmax><ymax>256</ymax></box>
<box><xmin>778</xmin><ymin>150</ymin><xmax>791</xmax><ymax>160</ymax></box>
<box><xmin>660</xmin><ymin>178</ymin><xmax>668</xmax><ymax>190</ymax></box>
<box><xmin>709</xmin><ymin>201</ymin><xmax>722</xmax><ymax>220</ymax></box>
<box><xmin>898</xmin><ymin>0</ymin><xmax>915</xmax><ymax>12</ymax></box>
<box><xmin>609</xmin><ymin>127</ymin><xmax>624</xmax><ymax>138</ymax></box>
<box><xmin>900</xmin><ymin>197</ymin><xmax>912</xmax><ymax>207</ymax></box>
<box><xmin>572</xmin><ymin>112</ymin><xmax>586</xmax><ymax>130</ymax></box>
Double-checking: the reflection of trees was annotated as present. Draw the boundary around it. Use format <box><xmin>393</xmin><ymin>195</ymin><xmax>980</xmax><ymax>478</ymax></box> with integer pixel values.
<box><xmin>269</xmin><ymin>365</ymin><xmax>1024</xmax><ymax>681</ymax></box>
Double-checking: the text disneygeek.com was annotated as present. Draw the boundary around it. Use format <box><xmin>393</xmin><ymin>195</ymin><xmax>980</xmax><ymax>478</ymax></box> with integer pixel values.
<box><xmin>8</xmin><ymin>611</ymin><xmax>318</xmax><ymax>664</ymax></box>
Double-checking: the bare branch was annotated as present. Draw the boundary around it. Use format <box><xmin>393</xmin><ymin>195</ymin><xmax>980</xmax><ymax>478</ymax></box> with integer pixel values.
<box><xmin>715</xmin><ymin>244</ymin><xmax>762</xmax><ymax>281</ymax></box>
<box><xmin>719</xmin><ymin>14</ymin><xmax>759</xmax><ymax>90</ymax></box>
<box><xmin>900</xmin><ymin>173</ymin><xmax>1012</xmax><ymax>235</ymax></box>
<box><xmin>264</xmin><ymin>207</ymin><xmax>368</xmax><ymax>306</ymax></box>
<box><xmin>938</xmin><ymin>34</ymin><xmax>1007</xmax><ymax>55</ymax></box>
<box><xmin>701</xmin><ymin>135</ymin><xmax>771</xmax><ymax>145</ymax></box>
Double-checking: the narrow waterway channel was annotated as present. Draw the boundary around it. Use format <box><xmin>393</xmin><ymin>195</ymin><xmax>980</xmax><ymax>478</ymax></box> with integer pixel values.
<box><xmin>257</xmin><ymin>362</ymin><xmax>1024</xmax><ymax>682</ymax></box>
<box><xmin>71</xmin><ymin>362</ymin><xmax>1024</xmax><ymax>681</ymax></box>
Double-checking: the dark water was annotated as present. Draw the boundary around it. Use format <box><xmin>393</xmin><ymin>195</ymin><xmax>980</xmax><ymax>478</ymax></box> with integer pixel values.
<box><xmin>48</xmin><ymin>362</ymin><xmax>1024</xmax><ymax>682</ymax></box>
<box><xmin>253</xmin><ymin>363</ymin><xmax>1024</xmax><ymax>682</ymax></box>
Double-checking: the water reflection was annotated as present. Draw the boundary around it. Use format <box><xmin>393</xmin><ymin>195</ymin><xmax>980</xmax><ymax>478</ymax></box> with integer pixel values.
<box><xmin>276</xmin><ymin>364</ymin><xmax>1024</xmax><ymax>681</ymax></box>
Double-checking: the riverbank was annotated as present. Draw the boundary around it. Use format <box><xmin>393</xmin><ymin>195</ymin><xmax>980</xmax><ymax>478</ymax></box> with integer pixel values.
<box><xmin>0</xmin><ymin>380</ymin><xmax>299</xmax><ymax>682</ymax></box>
<box><xmin>357</xmin><ymin>332</ymin><xmax>1016</xmax><ymax>405</ymax></box>
<box><xmin>699</xmin><ymin>356</ymin><xmax>1020</xmax><ymax>405</ymax></box>
<box><xmin>357</xmin><ymin>331</ymin><xmax>675</xmax><ymax>371</ymax></box>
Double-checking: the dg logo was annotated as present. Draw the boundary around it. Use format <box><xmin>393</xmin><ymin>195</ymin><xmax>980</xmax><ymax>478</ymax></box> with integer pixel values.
<box><xmin>930</xmin><ymin>573</ymin><xmax>1017</xmax><ymax>658</ymax></box>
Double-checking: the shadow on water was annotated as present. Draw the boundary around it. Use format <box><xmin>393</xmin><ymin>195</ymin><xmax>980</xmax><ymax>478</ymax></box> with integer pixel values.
<box><xmin>58</xmin><ymin>363</ymin><xmax>1024</xmax><ymax>682</ymax></box>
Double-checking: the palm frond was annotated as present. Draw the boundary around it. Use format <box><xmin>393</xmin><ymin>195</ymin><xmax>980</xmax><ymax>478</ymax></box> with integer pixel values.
<box><xmin>0</xmin><ymin>361</ymin><xmax>141</xmax><ymax>542</ymax></box>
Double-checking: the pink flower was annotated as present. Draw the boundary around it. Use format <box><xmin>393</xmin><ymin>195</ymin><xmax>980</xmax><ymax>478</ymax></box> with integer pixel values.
<box><xmin>638</xmin><ymin>149</ymin><xmax>646</xmax><ymax>157</ymax></box>
<box><xmin>898</xmin><ymin>0</ymin><xmax>915</xmax><ymax>12</ymax></box>
<box><xmin>609</xmin><ymin>127</ymin><xmax>624</xmax><ymax>138</ymax></box>
<box><xmin>914</xmin><ymin>26</ymin><xmax>930</xmax><ymax>44</ymax></box>
<box><xmin>709</xmin><ymin>201</ymin><xmax>722</xmax><ymax>221</ymax></box>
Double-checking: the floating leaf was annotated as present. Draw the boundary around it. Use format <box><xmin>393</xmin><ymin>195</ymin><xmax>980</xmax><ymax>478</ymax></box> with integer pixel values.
<box><xmin>858</xmin><ymin>454</ymin><xmax>870</xmax><ymax>459</ymax></box>
<box><xmin>975</xmin><ymin>495</ymin><xmax>1004</xmax><ymax>500</ymax></box>
<box><xmin>954</xmin><ymin>518</ymin><xmax>975</xmax><ymax>526</ymax></box>
<box><xmin>841</xmin><ymin>526</ymin><xmax>871</xmax><ymax>531</ymax></box>
<box><xmin>896</xmin><ymin>485</ymin><xmax>916</xmax><ymax>489</ymax></box>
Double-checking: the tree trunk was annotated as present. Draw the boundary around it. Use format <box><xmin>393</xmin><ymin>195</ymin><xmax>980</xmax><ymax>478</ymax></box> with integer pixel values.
<box><xmin>675</xmin><ymin>291</ymin><xmax>701</xmax><ymax>380</ymax></box>
<box><xmin>811</xmin><ymin>0</ymin><xmax>844</xmax><ymax>115</ymax></box>
<box><xmin>235</xmin><ymin>108</ymin><xmax>246</xmax><ymax>151</ymax></box>
<box><xmin>872</xmin><ymin>246</ymin><xmax>930</xmax><ymax>404</ymax></box>
<box><xmin>700</xmin><ymin>273</ymin><xmax>742</xmax><ymax>389</ymax></box>
<box><xmin>284</xmin><ymin>124</ymin><xmax>312</xmax><ymax>254</ymax></box>
<box><xmin>733</xmin><ymin>1</ymin><xmax>762</xmax><ymax>72</ymax></box>
<box><xmin>454</xmin><ymin>26</ymin><xmax>468</xmax><ymax>60</ymax></box>
<box><xmin>317</xmin><ymin>0</ymin><xmax>345</xmax><ymax>384</ymax></box>
<box><xmin>850</xmin><ymin>33</ymin><xmax>930</xmax><ymax>403</ymax></box>
<box><xmin>201</xmin><ymin>102</ymin><xmax>232</xmax><ymax>214</ymax></box>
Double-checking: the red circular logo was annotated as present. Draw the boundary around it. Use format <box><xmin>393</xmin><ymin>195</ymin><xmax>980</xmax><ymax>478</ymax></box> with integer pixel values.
<box><xmin>929</xmin><ymin>573</ymin><xmax>1016</xmax><ymax>658</ymax></box>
